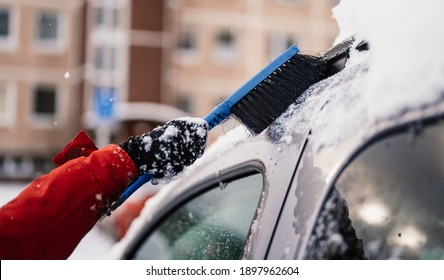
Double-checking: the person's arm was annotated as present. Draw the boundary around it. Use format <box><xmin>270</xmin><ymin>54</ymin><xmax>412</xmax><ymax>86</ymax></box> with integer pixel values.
<box><xmin>0</xmin><ymin>144</ymin><xmax>138</xmax><ymax>260</ymax></box>
<box><xmin>0</xmin><ymin>118</ymin><xmax>207</xmax><ymax>260</ymax></box>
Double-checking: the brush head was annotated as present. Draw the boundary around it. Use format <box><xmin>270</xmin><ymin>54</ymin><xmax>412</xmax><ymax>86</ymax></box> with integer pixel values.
<box><xmin>231</xmin><ymin>54</ymin><xmax>327</xmax><ymax>135</ymax></box>
<box><xmin>231</xmin><ymin>38</ymin><xmax>367</xmax><ymax>135</ymax></box>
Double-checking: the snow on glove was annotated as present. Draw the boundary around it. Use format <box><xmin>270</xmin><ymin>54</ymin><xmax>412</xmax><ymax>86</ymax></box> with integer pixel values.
<box><xmin>119</xmin><ymin>117</ymin><xmax>208</xmax><ymax>180</ymax></box>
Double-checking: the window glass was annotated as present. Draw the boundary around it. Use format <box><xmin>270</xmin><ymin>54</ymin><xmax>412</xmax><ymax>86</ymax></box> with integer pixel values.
<box><xmin>94</xmin><ymin>46</ymin><xmax>117</xmax><ymax>70</ymax></box>
<box><xmin>177</xmin><ymin>26</ymin><xmax>200</xmax><ymax>65</ymax></box>
<box><xmin>94</xmin><ymin>6</ymin><xmax>120</xmax><ymax>27</ymax></box>
<box><xmin>213</xmin><ymin>29</ymin><xmax>237</xmax><ymax>62</ymax></box>
<box><xmin>0</xmin><ymin>80</ymin><xmax>14</xmax><ymax>126</ymax></box>
<box><xmin>0</xmin><ymin>82</ymin><xmax>7</xmax><ymax>114</ymax></box>
<box><xmin>306</xmin><ymin>119</ymin><xmax>444</xmax><ymax>259</ymax></box>
<box><xmin>178</xmin><ymin>27</ymin><xmax>198</xmax><ymax>60</ymax></box>
<box><xmin>95</xmin><ymin>7</ymin><xmax>105</xmax><ymax>26</ymax></box>
<box><xmin>176</xmin><ymin>94</ymin><xmax>193</xmax><ymax>114</ymax></box>
<box><xmin>36</xmin><ymin>11</ymin><xmax>59</xmax><ymax>41</ymax></box>
<box><xmin>0</xmin><ymin>8</ymin><xmax>10</xmax><ymax>37</ymax></box>
<box><xmin>268</xmin><ymin>32</ymin><xmax>298</xmax><ymax>60</ymax></box>
<box><xmin>34</xmin><ymin>85</ymin><xmax>56</xmax><ymax>116</ymax></box>
<box><xmin>133</xmin><ymin>172</ymin><xmax>264</xmax><ymax>260</ymax></box>
<box><xmin>0</xmin><ymin>6</ymin><xmax>16</xmax><ymax>51</ymax></box>
<box><xmin>179</xmin><ymin>30</ymin><xmax>196</xmax><ymax>52</ymax></box>
<box><xmin>217</xmin><ymin>30</ymin><xmax>234</xmax><ymax>47</ymax></box>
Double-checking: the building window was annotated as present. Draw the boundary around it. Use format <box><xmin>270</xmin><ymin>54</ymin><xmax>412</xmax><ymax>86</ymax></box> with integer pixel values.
<box><xmin>34</xmin><ymin>86</ymin><xmax>56</xmax><ymax>114</ymax></box>
<box><xmin>94</xmin><ymin>6</ymin><xmax>120</xmax><ymax>27</ymax></box>
<box><xmin>32</xmin><ymin>85</ymin><xmax>57</xmax><ymax>123</ymax></box>
<box><xmin>94</xmin><ymin>45</ymin><xmax>117</xmax><ymax>70</ymax></box>
<box><xmin>0</xmin><ymin>82</ymin><xmax>8</xmax><ymax>114</ymax></box>
<box><xmin>95</xmin><ymin>46</ymin><xmax>105</xmax><ymax>69</ymax></box>
<box><xmin>213</xmin><ymin>29</ymin><xmax>237</xmax><ymax>63</ymax></box>
<box><xmin>268</xmin><ymin>32</ymin><xmax>298</xmax><ymax>60</ymax></box>
<box><xmin>36</xmin><ymin>11</ymin><xmax>59</xmax><ymax>41</ymax></box>
<box><xmin>0</xmin><ymin>8</ymin><xmax>10</xmax><ymax>38</ymax></box>
<box><xmin>179</xmin><ymin>30</ymin><xmax>196</xmax><ymax>52</ymax></box>
<box><xmin>177</xmin><ymin>27</ymin><xmax>199</xmax><ymax>65</ymax></box>
<box><xmin>0</xmin><ymin>6</ymin><xmax>17</xmax><ymax>51</ymax></box>
<box><xmin>34</xmin><ymin>10</ymin><xmax>63</xmax><ymax>52</ymax></box>
<box><xmin>176</xmin><ymin>94</ymin><xmax>193</xmax><ymax>114</ymax></box>
<box><xmin>0</xmin><ymin>80</ymin><xmax>15</xmax><ymax>127</ymax></box>
<box><xmin>95</xmin><ymin>6</ymin><xmax>105</xmax><ymax>26</ymax></box>
<box><xmin>217</xmin><ymin>30</ymin><xmax>235</xmax><ymax>46</ymax></box>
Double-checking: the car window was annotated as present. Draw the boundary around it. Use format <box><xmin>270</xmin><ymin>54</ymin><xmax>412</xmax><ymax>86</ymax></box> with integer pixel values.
<box><xmin>132</xmin><ymin>172</ymin><xmax>263</xmax><ymax>260</ymax></box>
<box><xmin>306</xmin><ymin>118</ymin><xmax>444</xmax><ymax>259</ymax></box>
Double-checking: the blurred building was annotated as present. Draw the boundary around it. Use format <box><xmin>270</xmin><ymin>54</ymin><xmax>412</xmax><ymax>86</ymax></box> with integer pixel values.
<box><xmin>0</xmin><ymin>0</ymin><xmax>339</xmax><ymax>180</ymax></box>
<box><xmin>0</xmin><ymin>0</ymin><xmax>86</xmax><ymax>179</ymax></box>
<box><xmin>82</xmin><ymin>0</ymin><xmax>188</xmax><ymax>148</ymax></box>
<box><xmin>166</xmin><ymin>0</ymin><xmax>339</xmax><ymax>140</ymax></box>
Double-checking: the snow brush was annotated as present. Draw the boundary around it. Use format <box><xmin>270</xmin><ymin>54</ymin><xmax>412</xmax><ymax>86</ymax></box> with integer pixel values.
<box><xmin>108</xmin><ymin>38</ymin><xmax>368</xmax><ymax>214</ymax></box>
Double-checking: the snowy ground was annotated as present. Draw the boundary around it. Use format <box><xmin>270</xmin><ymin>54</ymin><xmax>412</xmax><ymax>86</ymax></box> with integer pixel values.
<box><xmin>0</xmin><ymin>181</ymin><xmax>115</xmax><ymax>259</ymax></box>
<box><xmin>68</xmin><ymin>224</ymin><xmax>115</xmax><ymax>260</ymax></box>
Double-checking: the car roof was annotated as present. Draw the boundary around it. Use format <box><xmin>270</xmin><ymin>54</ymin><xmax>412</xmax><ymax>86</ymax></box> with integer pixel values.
<box><xmin>272</xmin><ymin>56</ymin><xmax>443</xmax><ymax>172</ymax></box>
<box><xmin>109</xmin><ymin>47</ymin><xmax>444</xmax><ymax>258</ymax></box>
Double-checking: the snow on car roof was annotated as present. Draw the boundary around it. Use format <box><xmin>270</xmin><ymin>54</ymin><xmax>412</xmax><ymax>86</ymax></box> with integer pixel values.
<box><xmin>334</xmin><ymin>0</ymin><xmax>444</xmax><ymax>116</ymax></box>
<box><xmin>273</xmin><ymin>0</ymin><xmax>444</xmax><ymax>151</ymax></box>
<box><xmin>109</xmin><ymin>0</ymin><xmax>444</xmax><ymax>258</ymax></box>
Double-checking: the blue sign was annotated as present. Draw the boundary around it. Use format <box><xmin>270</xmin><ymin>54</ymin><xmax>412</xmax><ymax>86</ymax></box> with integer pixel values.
<box><xmin>94</xmin><ymin>87</ymin><xmax>116</xmax><ymax>121</ymax></box>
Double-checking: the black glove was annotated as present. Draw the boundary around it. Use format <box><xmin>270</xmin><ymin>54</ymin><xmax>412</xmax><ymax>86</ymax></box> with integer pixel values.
<box><xmin>119</xmin><ymin>118</ymin><xmax>208</xmax><ymax>179</ymax></box>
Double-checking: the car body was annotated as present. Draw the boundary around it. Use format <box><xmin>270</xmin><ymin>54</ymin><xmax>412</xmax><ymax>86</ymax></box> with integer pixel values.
<box><xmin>108</xmin><ymin>43</ymin><xmax>444</xmax><ymax>260</ymax></box>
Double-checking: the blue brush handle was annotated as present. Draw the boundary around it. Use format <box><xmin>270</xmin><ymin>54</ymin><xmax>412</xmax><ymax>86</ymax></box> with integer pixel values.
<box><xmin>109</xmin><ymin>173</ymin><xmax>154</xmax><ymax>213</ymax></box>
<box><xmin>110</xmin><ymin>45</ymin><xmax>300</xmax><ymax>214</ymax></box>
<box><xmin>204</xmin><ymin>44</ymin><xmax>299</xmax><ymax>129</ymax></box>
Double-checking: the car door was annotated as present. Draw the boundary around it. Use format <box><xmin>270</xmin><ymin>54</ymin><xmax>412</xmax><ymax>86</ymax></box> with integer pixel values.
<box><xmin>124</xmin><ymin>162</ymin><xmax>265</xmax><ymax>259</ymax></box>
<box><xmin>118</xmin><ymin>127</ymin><xmax>309</xmax><ymax>260</ymax></box>
<box><xmin>304</xmin><ymin>115</ymin><xmax>444</xmax><ymax>260</ymax></box>
<box><xmin>268</xmin><ymin>111</ymin><xmax>444</xmax><ymax>259</ymax></box>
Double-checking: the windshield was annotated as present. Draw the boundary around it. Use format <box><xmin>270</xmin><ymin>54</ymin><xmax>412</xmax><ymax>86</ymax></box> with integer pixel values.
<box><xmin>306</xmin><ymin>117</ymin><xmax>444</xmax><ymax>259</ymax></box>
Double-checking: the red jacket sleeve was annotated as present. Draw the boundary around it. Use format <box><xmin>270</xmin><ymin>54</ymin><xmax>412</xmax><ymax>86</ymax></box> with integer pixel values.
<box><xmin>0</xmin><ymin>144</ymin><xmax>138</xmax><ymax>260</ymax></box>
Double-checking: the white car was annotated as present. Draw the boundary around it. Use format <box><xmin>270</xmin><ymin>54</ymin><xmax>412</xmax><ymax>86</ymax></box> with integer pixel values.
<box><xmin>110</xmin><ymin>0</ymin><xmax>444</xmax><ymax>260</ymax></box>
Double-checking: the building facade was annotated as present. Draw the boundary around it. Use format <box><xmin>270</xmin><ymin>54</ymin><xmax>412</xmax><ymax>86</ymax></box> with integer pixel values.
<box><xmin>165</xmin><ymin>0</ymin><xmax>339</xmax><ymax>139</ymax></box>
<box><xmin>82</xmin><ymin>0</ymin><xmax>187</xmax><ymax>147</ymax></box>
<box><xmin>0</xmin><ymin>0</ymin><xmax>339</xmax><ymax>179</ymax></box>
<box><xmin>0</xmin><ymin>0</ymin><xmax>86</xmax><ymax>179</ymax></box>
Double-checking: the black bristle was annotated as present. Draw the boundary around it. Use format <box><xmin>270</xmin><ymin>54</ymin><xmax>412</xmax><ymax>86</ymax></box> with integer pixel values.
<box><xmin>231</xmin><ymin>54</ymin><xmax>326</xmax><ymax>135</ymax></box>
